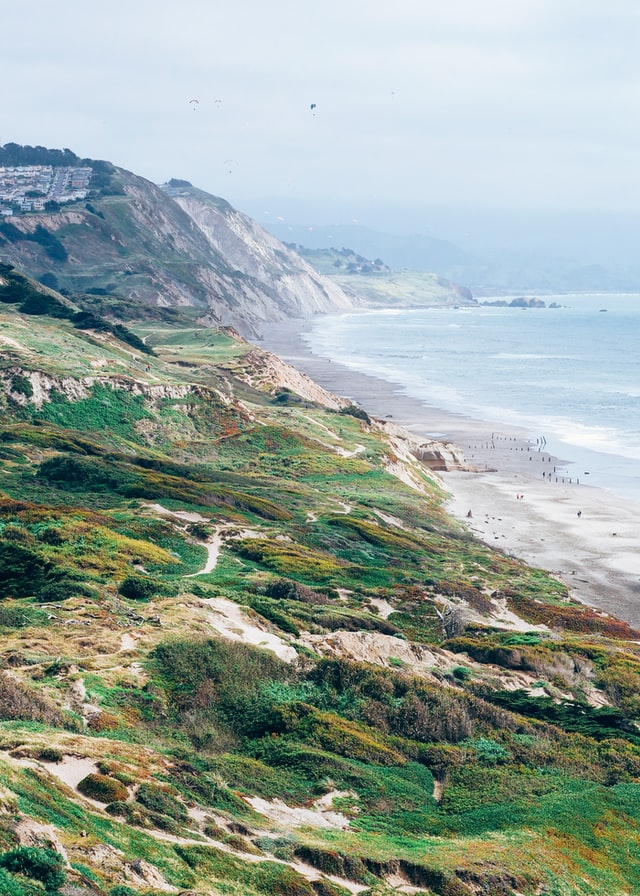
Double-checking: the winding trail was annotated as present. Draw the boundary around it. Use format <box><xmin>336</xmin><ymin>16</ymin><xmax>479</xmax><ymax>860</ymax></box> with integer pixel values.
<box><xmin>184</xmin><ymin>527</ymin><xmax>225</xmax><ymax>577</ymax></box>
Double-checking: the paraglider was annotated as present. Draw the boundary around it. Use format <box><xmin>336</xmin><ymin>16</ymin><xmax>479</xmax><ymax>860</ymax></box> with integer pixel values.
<box><xmin>310</xmin><ymin>103</ymin><xmax>317</xmax><ymax>115</ymax></box>
<box><xmin>188</xmin><ymin>99</ymin><xmax>199</xmax><ymax>110</ymax></box>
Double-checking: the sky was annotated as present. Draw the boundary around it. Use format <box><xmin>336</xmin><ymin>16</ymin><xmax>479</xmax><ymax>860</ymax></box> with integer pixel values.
<box><xmin>3</xmin><ymin>0</ymin><xmax>640</xmax><ymax>223</ymax></box>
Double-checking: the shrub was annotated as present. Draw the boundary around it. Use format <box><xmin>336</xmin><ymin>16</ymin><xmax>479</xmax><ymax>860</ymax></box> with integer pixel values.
<box><xmin>463</xmin><ymin>737</ymin><xmax>511</xmax><ymax>765</ymax></box>
<box><xmin>35</xmin><ymin>581</ymin><xmax>74</xmax><ymax>603</ymax></box>
<box><xmin>0</xmin><ymin>673</ymin><xmax>67</xmax><ymax>727</ymax></box>
<box><xmin>136</xmin><ymin>782</ymin><xmax>188</xmax><ymax>821</ymax></box>
<box><xmin>37</xmin><ymin>747</ymin><xmax>63</xmax><ymax>762</ymax></box>
<box><xmin>77</xmin><ymin>773</ymin><xmax>128</xmax><ymax>803</ymax></box>
<box><xmin>151</xmin><ymin>637</ymin><xmax>289</xmax><ymax>742</ymax></box>
<box><xmin>0</xmin><ymin>846</ymin><xmax>66</xmax><ymax>891</ymax></box>
<box><xmin>264</xmin><ymin>578</ymin><xmax>327</xmax><ymax>605</ymax></box>
<box><xmin>0</xmin><ymin>541</ymin><xmax>52</xmax><ymax>599</ymax></box>
<box><xmin>119</xmin><ymin>575</ymin><xmax>160</xmax><ymax>601</ymax></box>
<box><xmin>38</xmin><ymin>455</ymin><xmax>120</xmax><ymax>491</ymax></box>
<box><xmin>38</xmin><ymin>526</ymin><xmax>65</xmax><ymax>545</ymax></box>
<box><xmin>339</xmin><ymin>404</ymin><xmax>371</xmax><ymax>425</ymax></box>
<box><xmin>10</xmin><ymin>375</ymin><xmax>33</xmax><ymax>398</ymax></box>
<box><xmin>87</xmin><ymin>711</ymin><xmax>120</xmax><ymax>732</ymax></box>
<box><xmin>0</xmin><ymin>868</ymin><xmax>24</xmax><ymax>896</ymax></box>
<box><xmin>0</xmin><ymin>605</ymin><xmax>49</xmax><ymax>628</ymax></box>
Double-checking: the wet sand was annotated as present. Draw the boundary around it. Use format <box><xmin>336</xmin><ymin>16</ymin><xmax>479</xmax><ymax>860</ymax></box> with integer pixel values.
<box><xmin>258</xmin><ymin>317</ymin><xmax>640</xmax><ymax>628</ymax></box>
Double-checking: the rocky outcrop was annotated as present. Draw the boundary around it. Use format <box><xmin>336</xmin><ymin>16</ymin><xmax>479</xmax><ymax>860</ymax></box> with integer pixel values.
<box><xmin>481</xmin><ymin>296</ymin><xmax>547</xmax><ymax>308</ymax></box>
<box><xmin>1</xmin><ymin>365</ymin><xmax>213</xmax><ymax>410</ymax></box>
<box><xmin>411</xmin><ymin>440</ymin><xmax>470</xmax><ymax>471</ymax></box>
<box><xmin>221</xmin><ymin>348</ymin><xmax>348</xmax><ymax>410</ymax></box>
<box><xmin>375</xmin><ymin>420</ymin><xmax>472</xmax><ymax>477</ymax></box>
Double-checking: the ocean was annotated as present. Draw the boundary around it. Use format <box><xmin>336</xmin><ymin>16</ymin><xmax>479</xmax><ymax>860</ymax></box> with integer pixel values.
<box><xmin>300</xmin><ymin>294</ymin><xmax>640</xmax><ymax>502</ymax></box>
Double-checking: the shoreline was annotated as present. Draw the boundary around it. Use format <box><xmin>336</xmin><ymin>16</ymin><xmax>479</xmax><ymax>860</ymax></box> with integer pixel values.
<box><xmin>258</xmin><ymin>316</ymin><xmax>640</xmax><ymax>628</ymax></box>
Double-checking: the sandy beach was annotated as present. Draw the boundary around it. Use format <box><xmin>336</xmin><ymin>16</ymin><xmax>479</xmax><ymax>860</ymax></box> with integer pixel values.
<box><xmin>258</xmin><ymin>316</ymin><xmax>640</xmax><ymax>629</ymax></box>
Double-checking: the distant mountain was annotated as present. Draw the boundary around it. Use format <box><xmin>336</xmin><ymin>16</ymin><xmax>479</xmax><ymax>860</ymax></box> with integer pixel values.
<box><xmin>245</xmin><ymin>206</ymin><xmax>640</xmax><ymax>294</ymax></box>
<box><xmin>262</xmin><ymin>221</ymin><xmax>471</xmax><ymax>272</ymax></box>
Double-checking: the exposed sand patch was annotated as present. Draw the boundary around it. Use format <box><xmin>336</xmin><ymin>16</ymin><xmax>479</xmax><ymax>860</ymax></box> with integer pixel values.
<box><xmin>333</xmin><ymin>443</ymin><xmax>366</xmax><ymax>458</ymax></box>
<box><xmin>0</xmin><ymin>334</ymin><xmax>26</xmax><ymax>350</ymax></box>
<box><xmin>367</xmin><ymin>597</ymin><xmax>396</xmax><ymax>618</ymax></box>
<box><xmin>300</xmin><ymin>630</ymin><xmax>448</xmax><ymax>675</ymax></box>
<box><xmin>120</xmin><ymin>632</ymin><xmax>138</xmax><ymax>652</ymax></box>
<box><xmin>40</xmin><ymin>755</ymin><xmax>101</xmax><ymax>805</ymax></box>
<box><xmin>15</xmin><ymin>819</ymin><xmax>71</xmax><ymax>864</ymax></box>
<box><xmin>245</xmin><ymin>793</ymin><xmax>351</xmax><ymax>830</ymax></box>
<box><xmin>373</xmin><ymin>509</ymin><xmax>407</xmax><ymax>529</ymax></box>
<box><xmin>203</xmin><ymin>597</ymin><xmax>298</xmax><ymax>662</ymax></box>
<box><xmin>485</xmin><ymin>596</ymin><xmax>550</xmax><ymax>633</ymax></box>
<box><xmin>384</xmin><ymin>459</ymin><xmax>428</xmax><ymax>494</ymax></box>
<box><xmin>145</xmin><ymin>503</ymin><xmax>210</xmax><ymax>523</ymax></box>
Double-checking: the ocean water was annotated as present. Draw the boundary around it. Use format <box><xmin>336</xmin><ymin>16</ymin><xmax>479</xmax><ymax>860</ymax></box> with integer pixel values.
<box><xmin>302</xmin><ymin>294</ymin><xmax>640</xmax><ymax>501</ymax></box>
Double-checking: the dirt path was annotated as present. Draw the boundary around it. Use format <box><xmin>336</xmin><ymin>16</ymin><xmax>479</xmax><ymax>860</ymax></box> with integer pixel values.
<box><xmin>184</xmin><ymin>527</ymin><xmax>225</xmax><ymax>577</ymax></box>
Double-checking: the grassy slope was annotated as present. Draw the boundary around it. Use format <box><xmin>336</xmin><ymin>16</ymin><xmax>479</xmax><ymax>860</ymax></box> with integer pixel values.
<box><xmin>0</xmin><ymin>275</ymin><xmax>639</xmax><ymax>895</ymax></box>
<box><xmin>286</xmin><ymin>246</ymin><xmax>473</xmax><ymax>307</ymax></box>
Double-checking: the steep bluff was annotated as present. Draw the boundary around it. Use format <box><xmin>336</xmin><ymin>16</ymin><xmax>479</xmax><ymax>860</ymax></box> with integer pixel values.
<box><xmin>165</xmin><ymin>185</ymin><xmax>355</xmax><ymax>326</ymax></box>
<box><xmin>0</xmin><ymin>166</ymin><xmax>355</xmax><ymax>335</ymax></box>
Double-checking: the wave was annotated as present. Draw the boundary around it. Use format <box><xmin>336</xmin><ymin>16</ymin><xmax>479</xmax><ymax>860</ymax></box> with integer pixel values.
<box><xmin>492</xmin><ymin>352</ymin><xmax>574</xmax><ymax>361</ymax></box>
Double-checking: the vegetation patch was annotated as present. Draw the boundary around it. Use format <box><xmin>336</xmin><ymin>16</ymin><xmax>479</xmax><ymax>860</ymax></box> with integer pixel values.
<box><xmin>77</xmin><ymin>773</ymin><xmax>129</xmax><ymax>803</ymax></box>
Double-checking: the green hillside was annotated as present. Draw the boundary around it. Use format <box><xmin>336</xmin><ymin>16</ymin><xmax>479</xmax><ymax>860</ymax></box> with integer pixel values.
<box><xmin>286</xmin><ymin>245</ymin><xmax>474</xmax><ymax>307</ymax></box>
<box><xmin>0</xmin><ymin>146</ymin><xmax>355</xmax><ymax>335</ymax></box>
<box><xmin>0</xmin><ymin>270</ymin><xmax>639</xmax><ymax>895</ymax></box>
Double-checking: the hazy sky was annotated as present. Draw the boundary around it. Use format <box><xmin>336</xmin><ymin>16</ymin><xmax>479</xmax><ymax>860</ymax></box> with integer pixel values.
<box><xmin>3</xmin><ymin>1</ymin><xmax>640</xmax><ymax>215</ymax></box>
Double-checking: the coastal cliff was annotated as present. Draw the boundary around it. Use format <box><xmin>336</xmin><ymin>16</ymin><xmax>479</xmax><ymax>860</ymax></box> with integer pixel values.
<box><xmin>0</xmin><ymin>167</ymin><xmax>356</xmax><ymax>336</ymax></box>
<box><xmin>1</xmin><ymin>160</ymin><xmax>640</xmax><ymax>893</ymax></box>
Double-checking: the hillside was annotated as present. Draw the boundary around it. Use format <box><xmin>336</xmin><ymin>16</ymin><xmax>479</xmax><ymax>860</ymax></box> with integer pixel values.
<box><xmin>0</xmin><ymin>270</ymin><xmax>640</xmax><ymax>895</ymax></box>
<box><xmin>284</xmin><ymin>245</ymin><xmax>474</xmax><ymax>308</ymax></box>
<box><xmin>0</xmin><ymin>160</ymin><xmax>354</xmax><ymax>336</ymax></box>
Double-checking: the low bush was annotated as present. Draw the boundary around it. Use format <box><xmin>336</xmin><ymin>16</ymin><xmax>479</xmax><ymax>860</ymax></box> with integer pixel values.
<box><xmin>36</xmin><ymin>747</ymin><xmax>63</xmax><ymax>762</ymax></box>
<box><xmin>264</xmin><ymin>578</ymin><xmax>327</xmax><ymax>605</ymax></box>
<box><xmin>119</xmin><ymin>575</ymin><xmax>161</xmax><ymax>601</ymax></box>
<box><xmin>339</xmin><ymin>404</ymin><xmax>371</xmax><ymax>424</ymax></box>
<box><xmin>35</xmin><ymin>581</ymin><xmax>75</xmax><ymax>603</ymax></box>
<box><xmin>151</xmin><ymin>637</ymin><xmax>290</xmax><ymax>743</ymax></box>
<box><xmin>0</xmin><ymin>541</ymin><xmax>52</xmax><ymax>599</ymax></box>
<box><xmin>10</xmin><ymin>375</ymin><xmax>33</xmax><ymax>398</ymax></box>
<box><xmin>0</xmin><ymin>673</ymin><xmax>67</xmax><ymax>727</ymax></box>
<box><xmin>0</xmin><ymin>868</ymin><xmax>24</xmax><ymax>896</ymax></box>
<box><xmin>136</xmin><ymin>782</ymin><xmax>188</xmax><ymax>821</ymax></box>
<box><xmin>0</xmin><ymin>846</ymin><xmax>66</xmax><ymax>891</ymax></box>
<box><xmin>77</xmin><ymin>773</ymin><xmax>128</xmax><ymax>803</ymax></box>
<box><xmin>0</xmin><ymin>605</ymin><xmax>49</xmax><ymax>628</ymax></box>
<box><xmin>87</xmin><ymin>711</ymin><xmax>120</xmax><ymax>732</ymax></box>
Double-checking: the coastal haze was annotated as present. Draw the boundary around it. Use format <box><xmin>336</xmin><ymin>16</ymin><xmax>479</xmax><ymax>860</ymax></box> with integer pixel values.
<box><xmin>3</xmin><ymin>4</ymin><xmax>640</xmax><ymax>213</ymax></box>
<box><xmin>3</xmin><ymin>2</ymin><xmax>640</xmax><ymax>892</ymax></box>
